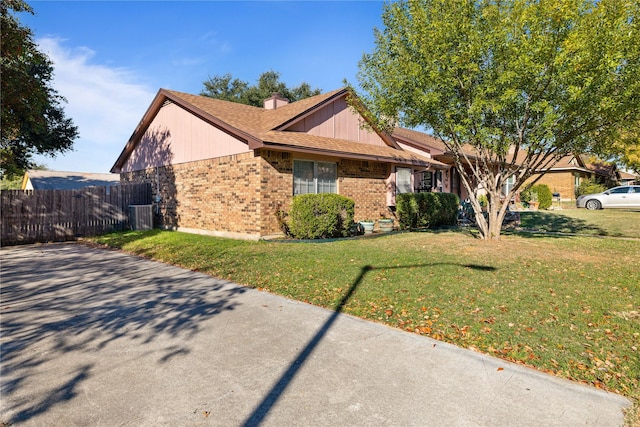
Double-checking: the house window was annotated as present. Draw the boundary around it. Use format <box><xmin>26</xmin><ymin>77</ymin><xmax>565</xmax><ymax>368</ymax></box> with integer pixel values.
<box><xmin>435</xmin><ymin>170</ymin><xmax>443</xmax><ymax>192</ymax></box>
<box><xmin>293</xmin><ymin>160</ymin><xmax>337</xmax><ymax>195</ymax></box>
<box><xmin>396</xmin><ymin>167</ymin><xmax>413</xmax><ymax>194</ymax></box>
<box><xmin>502</xmin><ymin>175</ymin><xmax>515</xmax><ymax>196</ymax></box>
<box><xmin>418</xmin><ymin>170</ymin><xmax>445</xmax><ymax>192</ymax></box>
<box><xmin>418</xmin><ymin>171</ymin><xmax>433</xmax><ymax>192</ymax></box>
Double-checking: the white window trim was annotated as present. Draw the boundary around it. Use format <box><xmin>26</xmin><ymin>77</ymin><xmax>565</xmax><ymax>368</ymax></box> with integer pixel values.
<box><xmin>502</xmin><ymin>175</ymin><xmax>515</xmax><ymax>196</ymax></box>
<box><xmin>396</xmin><ymin>167</ymin><xmax>413</xmax><ymax>195</ymax></box>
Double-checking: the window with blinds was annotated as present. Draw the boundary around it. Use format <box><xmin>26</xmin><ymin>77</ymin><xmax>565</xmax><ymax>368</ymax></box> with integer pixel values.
<box><xmin>293</xmin><ymin>160</ymin><xmax>337</xmax><ymax>195</ymax></box>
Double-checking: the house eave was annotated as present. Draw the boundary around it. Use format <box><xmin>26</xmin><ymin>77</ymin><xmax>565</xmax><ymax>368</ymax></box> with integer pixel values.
<box><xmin>535</xmin><ymin>166</ymin><xmax>592</xmax><ymax>174</ymax></box>
<box><xmin>260</xmin><ymin>143</ymin><xmax>435</xmax><ymax>168</ymax></box>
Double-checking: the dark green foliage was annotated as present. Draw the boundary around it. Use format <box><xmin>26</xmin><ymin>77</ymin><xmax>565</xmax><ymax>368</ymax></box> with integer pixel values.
<box><xmin>1</xmin><ymin>0</ymin><xmax>79</xmax><ymax>177</ymax></box>
<box><xmin>0</xmin><ymin>173</ymin><xmax>22</xmax><ymax>190</ymax></box>
<box><xmin>519</xmin><ymin>187</ymin><xmax>532</xmax><ymax>205</ymax></box>
<box><xmin>533</xmin><ymin>184</ymin><xmax>553</xmax><ymax>210</ymax></box>
<box><xmin>201</xmin><ymin>70</ymin><xmax>321</xmax><ymax>107</ymax></box>
<box><xmin>522</xmin><ymin>184</ymin><xmax>552</xmax><ymax>209</ymax></box>
<box><xmin>396</xmin><ymin>192</ymin><xmax>459</xmax><ymax>230</ymax></box>
<box><xmin>576</xmin><ymin>178</ymin><xmax>606</xmax><ymax>197</ymax></box>
<box><xmin>288</xmin><ymin>194</ymin><xmax>355</xmax><ymax>239</ymax></box>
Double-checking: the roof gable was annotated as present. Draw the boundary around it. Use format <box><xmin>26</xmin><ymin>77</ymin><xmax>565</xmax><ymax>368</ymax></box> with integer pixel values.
<box><xmin>112</xmin><ymin>88</ymin><xmax>438</xmax><ymax>172</ymax></box>
<box><xmin>263</xmin><ymin>89</ymin><xmax>345</xmax><ymax>131</ymax></box>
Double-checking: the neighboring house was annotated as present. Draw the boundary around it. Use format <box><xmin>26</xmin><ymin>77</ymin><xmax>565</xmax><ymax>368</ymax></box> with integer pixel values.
<box><xmin>390</xmin><ymin>130</ymin><xmax>623</xmax><ymax>201</ymax></box>
<box><xmin>525</xmin><ymin>155</ymin><xmax>596</xmax><ymax>200</ymax></box>
<box><xmin>21</xmin><ymin>170</ymin><xmax>120</xmax><ymax>190</ymax></box>
<box><xmin>111</xmin><ymin>88</ymin><xmax>446</xmax><ymax>240</ymax></box>
<box><xmin>531</xmin><ymin>156</ymin><xmax>627</xmax><ymax>200</ymax></box>
<box><xmin>585</xmin><ymin>159</ymin><xmax>622</xmax><ymax>186</ymax></box>
<box><xmin>392</xmin><ymin>127</ymin><xmax>476</xmax><ymax>201</ymax></box>
<box><xmin>619</xmin><ymin>170</ymin><xmax>639</xmax><ymax>185</ymax></box>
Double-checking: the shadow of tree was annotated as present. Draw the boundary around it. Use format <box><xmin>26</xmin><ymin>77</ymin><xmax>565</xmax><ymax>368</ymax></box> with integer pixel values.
<box><xmin>9</xmin><ymin>365</ymin><xmax>93</xmax><ymax>423</ymax></box>
<box><xmin>242</xmin><ymin>261</ymin><xmax>496</xmax><ymax>426</ymax></box>
<box><xmin>118</xmin><ymin>126</ymin><xmax>180</xmax><ymax>231</ymax></box>
<box><xmin>0</xmin><ymin>243</ymin><xmax>245</xmax><ymax>424</ymax></box>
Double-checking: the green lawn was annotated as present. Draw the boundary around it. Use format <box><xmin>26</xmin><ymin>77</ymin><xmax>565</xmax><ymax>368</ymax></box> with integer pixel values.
<box><xmin>90</xmin><ymin>210</ymin><xmax>639</xmax><ymax>423</ymax></box>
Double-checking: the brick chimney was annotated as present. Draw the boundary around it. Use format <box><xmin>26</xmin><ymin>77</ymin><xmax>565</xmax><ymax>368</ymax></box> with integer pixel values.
<box><xmin>263</xmin><ymin>92</ymin><xmax>289</xmax><ymax>110</ymax></box>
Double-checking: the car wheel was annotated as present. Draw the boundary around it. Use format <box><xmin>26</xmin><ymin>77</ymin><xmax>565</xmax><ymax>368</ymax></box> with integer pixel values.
<box><xmin>585</xmin><ymin>199</ymin><xmax>601</xmax><ymax>210</ymax></box>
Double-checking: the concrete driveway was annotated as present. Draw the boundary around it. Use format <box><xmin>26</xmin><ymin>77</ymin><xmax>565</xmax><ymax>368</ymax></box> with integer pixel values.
<box><xmin>0</xmin><ymin>243</ymin><xmax>630</xmax><ymax>426</ymax></box>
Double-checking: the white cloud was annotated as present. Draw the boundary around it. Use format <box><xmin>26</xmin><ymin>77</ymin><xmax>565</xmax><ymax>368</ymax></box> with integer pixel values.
<box><xmin>32</xmin><ymin>37</ymin><xmax>156</xmax><ymax>173</ymax></box>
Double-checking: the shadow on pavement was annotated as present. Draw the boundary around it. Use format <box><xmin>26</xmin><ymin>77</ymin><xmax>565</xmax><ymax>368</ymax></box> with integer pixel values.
<box><xmin>242</xmin><ymin>262</ymin><xmax>496</xmax><ymax>426</ymax></box>
<box><xmin>0</xmin><ymin>243</ymin><xmax>245</xmax><ymax>425</ymax></box>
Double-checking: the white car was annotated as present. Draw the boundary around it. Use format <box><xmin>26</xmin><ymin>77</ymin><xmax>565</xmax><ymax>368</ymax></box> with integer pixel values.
<box><xmin>576</xmin><ymin>185</ymin><xmax>640</xmax><ymax>210</ymax></box>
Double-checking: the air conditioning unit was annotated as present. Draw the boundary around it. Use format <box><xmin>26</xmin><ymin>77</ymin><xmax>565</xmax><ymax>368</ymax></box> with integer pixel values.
<box><xmin>128</xmin><ymin>205</ymin><xmax>153</xmax><ymax>230</ymax></box>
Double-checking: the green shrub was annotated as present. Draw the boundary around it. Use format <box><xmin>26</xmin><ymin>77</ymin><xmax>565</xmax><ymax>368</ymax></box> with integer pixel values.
<box><xmin>396</xmin><ymin>192</ymin><xmax>459</xmax><ymax>230</ymax></box>
<box><xmin>521</xmin><ymin>184</ymin><xmax>552</xmax><ymax>209</ymax></box>
<box><xmin>519</xmin><ymin>187</ymin><xmax>532</xmax><ymax>205</ymax></box>
<box><xmin>287</xmin><ymin>194</ymin><xmax>355</xmax><ymax>239</ymax></box>
<box><xmin>532</xmin><ymin>184</ymin><xmax>553</xmax><ymax>210</ymax></box>
<box><xmin>576</xmin><ymin>179</ymin><xmax>606</xmax><ymax>198</ymax></box>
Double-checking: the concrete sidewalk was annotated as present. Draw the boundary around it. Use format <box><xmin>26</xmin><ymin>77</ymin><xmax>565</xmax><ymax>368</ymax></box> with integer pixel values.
<box><xmin>0</xmin><ymin>243</ymin><xmax>630</xmax><ymax>426</ymax></box>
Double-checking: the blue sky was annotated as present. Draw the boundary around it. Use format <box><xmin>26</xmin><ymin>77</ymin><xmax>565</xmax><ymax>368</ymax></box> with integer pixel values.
<box><xmin>20</xmin><ymin>1</ymin><xmax>385</xmax><ymax>173</ymax></box>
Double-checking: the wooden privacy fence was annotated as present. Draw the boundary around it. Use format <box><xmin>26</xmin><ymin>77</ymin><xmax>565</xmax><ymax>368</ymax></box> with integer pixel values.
<box><xmin>1</xmin><ymin>183</ymin><xmax>152</xmax><ymax>246</ymax></box>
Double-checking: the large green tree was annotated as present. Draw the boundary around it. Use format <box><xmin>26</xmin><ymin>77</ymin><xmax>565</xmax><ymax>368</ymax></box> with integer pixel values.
<box><xmin>201</xmin><ymin>70</ymin><xmax>321</xmax><ymax>107</ymax></box>
<box><xmin>356</xmin><ymin>0</ymin><xmax>640</xmax><ymax>240</ymax></box>
<box><xmin>1</xmin><ymin>0</ymin><xmax>78</xmax><ymax>178</ymax></box>
<box><xmin>606</xmin><ymin>126</ymin><xmax>640</xmax><ymax>174</ymax></box>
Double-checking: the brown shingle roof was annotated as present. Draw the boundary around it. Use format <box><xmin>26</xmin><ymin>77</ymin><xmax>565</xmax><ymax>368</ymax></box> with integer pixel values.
<box><xmin>262</xmin><ymin>131</ymin><xmax>443</xmax><ymax>166</ymax></box>
<box><xmin>162</xmin><ymin>88</ymin><xmax>347</xmax><ymax>137</ymax></box>
<box><xmin>164</xmin><ymin>90</ymin><xmax>265</xmax><ymax>135</ymax></box>
<box><xmin>393</xmin><ymin>127</ymin><xmax>478</xmax><ymax>158</ymax></box>
<box><xmin>112</xmin><ymin>88</ymin><xmax>441</xmax><ymax>171</ymax></box>
<box><xmin>393</xmin><ymin>127</ymin><xmax>447</xmax><ymax>151</ymax></box>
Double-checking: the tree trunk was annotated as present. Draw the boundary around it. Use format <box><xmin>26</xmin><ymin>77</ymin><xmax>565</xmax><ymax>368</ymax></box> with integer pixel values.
<box><xmin>473</xmin><ymin>190</ymin><xmax>508</xmax><ymax>240</ymax></box>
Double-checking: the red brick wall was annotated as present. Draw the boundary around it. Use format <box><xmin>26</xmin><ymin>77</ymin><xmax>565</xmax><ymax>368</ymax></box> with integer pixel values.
<box><xmin>121</xmin><ymin>151</ymin><xmax>394</xmax><ymax>238</ymax></box>
<box><xmin>259</xmin><ymin>150</ymin><xmax>293</xmax><ymax>236</ymax></box>
<box><xmin>121</xmin><ymin>152</ymin><xmax>262</xmax><ymax>237</ymax></box>
<box><xmin>338</xmin><ymin>159</ymin><xmax>391</xmax><ymax>221</ymax></box>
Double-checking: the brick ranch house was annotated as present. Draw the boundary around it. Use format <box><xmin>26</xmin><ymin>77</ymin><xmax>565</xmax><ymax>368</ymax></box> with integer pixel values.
<box><xmin>390</xmin><ymin>127</ymin><xmax>627</xmax><ymax>202</ymax></box>
<box><xmin>111</xmin><ymin>88</ymin><xmax>448</xmax><ymax>240</ymax></box>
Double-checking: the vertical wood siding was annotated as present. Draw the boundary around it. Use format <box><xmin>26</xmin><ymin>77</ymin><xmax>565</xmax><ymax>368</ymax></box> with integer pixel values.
<box><xmin>1</xmin><ymin>184</ymin><xmax>152</xmax><ymax>246</ymax></box>
<box><xmin>287</xmin><ymin>97</ymin><xmax>386</xmax><ymax>146</ymax></box>
<box><xmin>121</xmin><ymin>102</ymin><xmax>250</xmax><ymax>172</ymax></box>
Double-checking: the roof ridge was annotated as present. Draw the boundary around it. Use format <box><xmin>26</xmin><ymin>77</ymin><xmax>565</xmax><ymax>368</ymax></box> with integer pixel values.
<box><xmin>163</xmin><ymin>89</ymin><xmax>264</xmax><ymax>112</ymax></box>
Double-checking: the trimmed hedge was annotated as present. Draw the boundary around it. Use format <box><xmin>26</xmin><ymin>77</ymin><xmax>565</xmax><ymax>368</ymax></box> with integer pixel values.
<box><xmin>288</xmin><ymin>193</ymin><xmax>355</xmax><ymax>239</ymax></box>
<box><xmin>522</xmin><ymin>184</ymin><xmax>553</xmax><ymax>209</ymax></box>
<box><xmin>533</xmin><ymin>184</ymin><xmax>553</xmax><ymax>210</ymax></box>
<box><xmin>396</xmin><ymin>192</ymin><xmax>460</xmax><ymax>230</ymax></box>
